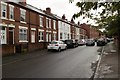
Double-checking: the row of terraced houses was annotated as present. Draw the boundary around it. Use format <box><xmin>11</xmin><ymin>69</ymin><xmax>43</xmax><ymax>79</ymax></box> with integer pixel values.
<box><xmin>0</xmin><ymin>0</ymin><xmax>100</xmax><ymax>56</ymax></box>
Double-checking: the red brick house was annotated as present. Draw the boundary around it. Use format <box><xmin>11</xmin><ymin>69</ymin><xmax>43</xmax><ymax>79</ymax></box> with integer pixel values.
<box><xmin>80</xmin><ymin>23</ymin><xmax>100</xmax><ymax>39</ymax></box>
<box><xmin>0</xmin><ymin>0</ymin><xmax>99</xmax><ymax>56</ymax></box>
<box><xmin>0</xmin><ymin>1</ymin><xmax>58</xmax><ymax>56</ymax></box>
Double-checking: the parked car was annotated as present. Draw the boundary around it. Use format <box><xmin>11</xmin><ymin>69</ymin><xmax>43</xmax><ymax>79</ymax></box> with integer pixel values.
<box><xmin>47</xmin><ymin>40</ymin><xmax>67</xmax><ymax>52</ymax></box>
<box><xmin>62</xmin><ymin>39</ymin><xmax>78</xmax><ymax>48</ymax></box>
<box><xmin>78</xmin><ymin>39</ymin><xmax>86</xmax><ymax>46</ymax></box>
<box><xmin>86</xmin><ymin>39</ymin><xmax>95</xmax><ymax>46</ymax></box>
<box><xmin>97</xmin><ymin>38</ymin><xmax>106</xmax><ymax>46</ymax></box>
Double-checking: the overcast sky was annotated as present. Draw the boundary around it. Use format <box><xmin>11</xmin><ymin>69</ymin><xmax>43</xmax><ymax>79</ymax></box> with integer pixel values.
<box><xmin>27</xmin><ymin>0</ymin><xmax>98</xmax><ymax>25</ymax></box>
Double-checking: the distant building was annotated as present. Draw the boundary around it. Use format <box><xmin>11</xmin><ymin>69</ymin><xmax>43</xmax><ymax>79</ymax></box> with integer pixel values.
<box><xmin>80</xmin><ymin>23</ymin><xmax>100</xmax><ymax>39</ymax></box>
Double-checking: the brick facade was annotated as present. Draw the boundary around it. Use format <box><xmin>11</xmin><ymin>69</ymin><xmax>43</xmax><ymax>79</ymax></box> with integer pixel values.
<box><xmin>0</xmin><ymin>1</ymin><xmax>100</xmax><ymax>56</ymax></box>
<box><xmin>80</xmin><ymin>23</ymin><xmax>100</xmax><ymax>39</ymax></box>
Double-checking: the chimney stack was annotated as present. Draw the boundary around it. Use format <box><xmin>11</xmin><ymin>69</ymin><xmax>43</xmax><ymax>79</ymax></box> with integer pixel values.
<box><xmin>46</xmin><ymin>7</ymin><xmax>51</xmax><ymax>14</ymax></box>
<box><xmin>19</xmin><ymin>0</ymin><xmax>26</xmax><ymax>6</ymax></box>
<box><xmin>71</xmin><ymin>18</ymin><xmax>74</xmax><ymax>23</ymax></box>
<box><xmin>62</xmin><ymin>14</ymin><xmax>66</xmax><ymax>20</ymax></box>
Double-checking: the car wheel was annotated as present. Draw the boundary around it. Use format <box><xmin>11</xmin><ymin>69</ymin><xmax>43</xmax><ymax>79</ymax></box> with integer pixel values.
<box><xmin>47</xmin><ymin>49</ymin><xmax>50</xmax><ymax>51</ymax></box>
<box><xmin>58</xmin><ymin>47</ymin><xmax>61</xmax><ymax>52</ymax></box>
<box><xmin>73</xmin><ymin>45</ymin><xmax>76</xmax><ymax>48</ymax></box>
<box><xmin>65</xmin><ymin>46</ymin><xmax>67</xmax><ymax>50</ymax></box>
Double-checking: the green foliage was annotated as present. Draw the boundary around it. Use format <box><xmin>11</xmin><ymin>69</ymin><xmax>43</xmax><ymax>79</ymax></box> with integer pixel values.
<box><xmin>70</xmin><ymin>0</ymin><xmax>120</xmax><ymax>36</ymax></box>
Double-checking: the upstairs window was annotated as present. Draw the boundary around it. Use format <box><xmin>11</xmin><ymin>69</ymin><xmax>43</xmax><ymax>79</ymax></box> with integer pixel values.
<box><xmin>1</xmin><ymin>2</ymin><xmax>7</xmax><ymax>19</ymax></box>
<box><xmin>46</xmin><ymin>18</ymin><xmax>49</xmax><ymax>28</ymax></box>
<box><xmin>49</xmin><ymin>19</ymin><xmax>51</xmax><ymax>28</ymax></box>
<box><xmin>9</xmin><ymin>5</ymin><xmax>14</xmax><ymax>20</ymax></box>
<box><xmin>20</xmin><ymin>8</ymin><xmax>26</xmax><ymax>22</ymax></box>
<box><xmin>40</xmin><ymin>15</ymin><xmax>43</xmax><ymax>27</ymax></box>
<box><xmin>53</xmin><ymin>20</ymin><xmax>56</xmax><ymax>29</ymax></box>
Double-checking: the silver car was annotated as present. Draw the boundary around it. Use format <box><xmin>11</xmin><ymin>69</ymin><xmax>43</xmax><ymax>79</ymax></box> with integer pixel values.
<box><xmin>47</xmin><ymin>41</ymin><xmax>67</xmax><ymax>52</ymax></box>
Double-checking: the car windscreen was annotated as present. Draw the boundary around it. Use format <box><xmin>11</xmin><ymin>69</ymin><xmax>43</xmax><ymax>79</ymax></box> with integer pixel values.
<box><xmin>66</xmin><ymin>40</ymin><xmax>73</xmax><ymax>44</ymax></box>
<box><xmin>50</xmin><ymin>42</ymin><xmax>58</xmax><ymax>44</ymax></box>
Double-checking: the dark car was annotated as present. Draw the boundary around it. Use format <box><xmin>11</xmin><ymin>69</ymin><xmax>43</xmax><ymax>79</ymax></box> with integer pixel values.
<box><xmin>97</xmin><ymin>38</ymin><xmax>106</xmax><ymax>46</ymax></box>
<box><xmin>63</xmin><ymin>39</ymin><xmax>78</xmax><ymax>48</ymax></box>
<box><xmin>86</xmin><ymin>39</ymin><xmax>95</xmax><ymax>46</ymax></box>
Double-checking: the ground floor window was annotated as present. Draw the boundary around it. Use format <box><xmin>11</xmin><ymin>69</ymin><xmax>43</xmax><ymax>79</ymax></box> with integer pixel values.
<box><xmin>68</xmin><ymin>34</ymin><xmax>69</xmax><ymax>39</ymax></box>
<box><xmin>60</xmin><ymin>33</ymin><xmax>62</xmax><ymax>39</ymax></box>
<box><xmin>46</xmin><ymin>32</ymin><xmax>49</xmax><ymax>42</ymax></box>
<box><xmin>49</xmin><ymin>33</ymin><xmax>51</xmax><ymax>42</ymax></box>
<box><xmin>53</xmin><ymin>33</ymin><xmax>56</xmax><ymax>40</ymax></box>
<box><xmin>0</xmin><ymin>27</ymin><xmax>7</xmax><ymax>44</ymax></box>
<box><xmin>38</xmin><ymin>31</ymin><xmax>44</xmax><ymax>42</ymax></box>
<box><xmin>31</xmin><ymin>31</ymin><xmax>35</xmax><ymax>43</ymax></box>
<box><xmin>19</xmin><ymin>28</ymin><xmax>27</xmax><ymax>41</ymax></box>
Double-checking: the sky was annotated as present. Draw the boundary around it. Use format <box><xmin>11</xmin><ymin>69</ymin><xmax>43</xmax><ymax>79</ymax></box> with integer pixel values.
<box><xmin>27</xmin><ymin>0</ymin><xmax>98</xmax><ymax>26</ymax></box>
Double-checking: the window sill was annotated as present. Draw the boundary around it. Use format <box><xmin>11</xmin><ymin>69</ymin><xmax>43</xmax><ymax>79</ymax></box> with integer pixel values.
<box><xmin>39</xmin><ymin>40</ymin><xmax>44</xmax><ymax>42</ymax></box>
<box><xmin>9</xmin><ymin>19</ymin><xmax>15</xmax><ymax>21</ymax></box>
<box><xmin>20</xmin><ymin>21</ymin><xmax>26</xmax><ymax>24</ymax></box>
<box><xmin>1</xmin><ymin>17</ymin><xmax>8</xmax><ymax>20</ymax></box>
<box><xmin>40</xmin><ymin>25</ymin><xmax>43</xmax><ymax>27</ymax></box>
<box><xmin>19</xmin><ymin>40</ymin><xmax>28</xmax><ymax>42</ymax></box>
<box><xmin>31</xmin><ymin>42</ymin><xmax>35</xmax><ymax>43</ymax></box>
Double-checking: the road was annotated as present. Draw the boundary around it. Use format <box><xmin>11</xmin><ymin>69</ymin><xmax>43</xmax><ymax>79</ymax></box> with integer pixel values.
<box><xmin>3</xmin><ymin>45</ymin><xmax>100</xmax><ymax>78</ymax></box>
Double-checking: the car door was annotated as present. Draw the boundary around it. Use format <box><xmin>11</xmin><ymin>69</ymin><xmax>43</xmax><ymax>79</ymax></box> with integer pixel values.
<box><xmin>61</xmin><ymin>41</ymin><xmax>65</xmax><ymax>49</ymax></box>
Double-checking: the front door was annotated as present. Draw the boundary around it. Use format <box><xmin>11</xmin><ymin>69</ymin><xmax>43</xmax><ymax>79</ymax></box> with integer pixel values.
<box><xmin>9</xmin><ymin>27</ymin><xmax>14</xmax><ymax>44</ymax></box>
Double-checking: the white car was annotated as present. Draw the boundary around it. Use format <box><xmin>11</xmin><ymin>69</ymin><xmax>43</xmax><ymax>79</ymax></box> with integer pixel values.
<box><xmin>47</xmin><ymin>41</ymin><xmax>67</xmax><ymax>52</ymax></box>
<box><xmin>78</xmin><ymin>39</ymin><xmax>86</xmax><ymax>45</ymax></box>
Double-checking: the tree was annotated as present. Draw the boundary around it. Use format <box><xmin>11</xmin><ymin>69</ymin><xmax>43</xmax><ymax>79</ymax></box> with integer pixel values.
<box><xmin>69</xmin><ymin>0</ymin><xmax>120</xmax><ymax>49</ymax></box>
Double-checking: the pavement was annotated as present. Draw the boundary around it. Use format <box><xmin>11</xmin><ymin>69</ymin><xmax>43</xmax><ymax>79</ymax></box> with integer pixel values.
<box><xmin>2</xmin><ymin>49</ymin><xmax>48</xmax><ymax>66</ymax></box>
<box><xmin>94</xmin><ymin>42</ymin><xmax>119</xmax><ymax>79</ymax></box>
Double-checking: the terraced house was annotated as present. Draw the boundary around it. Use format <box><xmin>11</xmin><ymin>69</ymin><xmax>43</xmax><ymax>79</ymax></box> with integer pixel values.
<box><xmin>0</xmin><ymin>0</ymin><xmax>89</xmax><ymax>56</ymax></box>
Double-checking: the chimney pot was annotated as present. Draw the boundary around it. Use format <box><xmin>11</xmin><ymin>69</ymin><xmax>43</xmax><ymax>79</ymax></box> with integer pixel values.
<box><xmin>46</xmin><ymin>7</ymin><xmax>51</xmax><ymax>14</ymax></box>
<box><xmin>62</xmin><ymin>14</ymin><xmax>66</xmax><ymax>20</ymax></box>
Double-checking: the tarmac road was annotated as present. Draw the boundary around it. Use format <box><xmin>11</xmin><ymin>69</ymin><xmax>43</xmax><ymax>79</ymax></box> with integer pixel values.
<box><xmin>3</xmin><ymin>45</ymin><xmax>100</xmax><ymax>78</ymax></box>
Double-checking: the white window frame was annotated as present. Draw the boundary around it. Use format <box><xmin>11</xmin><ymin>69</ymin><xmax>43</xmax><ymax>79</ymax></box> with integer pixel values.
<box><xmin>53</xmin><ymin>20</ymin><xmax>56</xmax><ymax>29</ymax></box>
<box><xmin>53</xmin><ymin>33</ymin><xmax>56</xmax><ymax>40</ymax></box>
<box><xmin>31</xmin><ymin>29</ymin><xmax>36</xmax><ymax>43</ymax></box>
<box><xmin>38</xmin><ymin>29</ymin><xmax>44</xmax><ymax>42</ymax></box>
<box><xmin>39</xmin><ymin>15</ymin><xmax>43</xmax><ymax>27</ymax></box>
<box><xmin>0</xmin><ymin>26</ymin><xmax>7</xmax><ymax>44</ymax></box>
<box><xmin>49</xmin><ymin>33</ymin><xmax>51</xmax><ymax>42</ymax></box>
<box><xmin>46</xmin><ymin>18</ymin><xmax>49</xmax><ymax>28</ymax></box>
<box><xmin>1</xmin><ymin>1</ymin><xmax>7</xmax><ymax>19</ymax></box>
<box><xmin>20</xmin><ymin>8</ymin><xmax>26</xmax><ymax>23</ymax></box>
<box><xmin>46</xmin><ymin>32</ymin><xmax>49</xmax><ymax>42</ymax></box>
<box><xmin>9</xmin><ymin>4</ymin><xmax>14</xmax><ymax>21</ymax></box>
<box><xmin>49</xmin><ymin>19</ymin><xmax>51</xmax><ymax>28</ymax></box>
<box><xmin>19</xmin><ymin>26</ymin><xmax>28</xmax><ymax>42</ymax></box>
